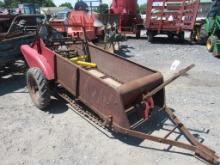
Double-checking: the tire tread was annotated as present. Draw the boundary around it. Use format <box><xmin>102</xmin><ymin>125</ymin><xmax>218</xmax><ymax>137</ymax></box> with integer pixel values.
<box><xmin>26</xmin><ymin>67</ymin><xmax>50</xmax><ymax>110</ymax></box>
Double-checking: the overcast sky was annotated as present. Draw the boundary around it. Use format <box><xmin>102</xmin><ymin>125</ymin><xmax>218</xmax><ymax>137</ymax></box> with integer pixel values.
<box><xmin>54</xmin><ymin>0</ymin><xmax>146</xmax><ymax>7</ymax></box>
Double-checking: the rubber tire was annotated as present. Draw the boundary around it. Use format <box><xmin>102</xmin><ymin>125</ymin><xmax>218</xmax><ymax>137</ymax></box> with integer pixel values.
<box><xmin>206</xmin><ymin>36</ymin><xmax>218</xmax><ymax>52</ymax></box>
<box><xmin>147</xmin><ymin>31</ymin><xmax>154</xmax><ymax>42</ymax></box>
<box><xmin>178</xmin><ymin>32</ymin><xmax>185</xmax><ymax>42</ymax></box>
<box><xmin>136</xmin><ymin>30</ymin><xmax>141</xmax><ymax>39</ymax></box>
<box><xmin>168</xmin><ymin>33</ymin><xmax>174</xmax><ymax>40</ymax></box>
<box><xmin>196</xmin><ymin>24</ymin><xmax>209</xmax><ymax>45</ymax></box>
<box><xmin>26</xmin><ymin>67</ymin><xmax>51</xmax><ymax>110</ymax></box>
<box><xmin>198</xmin><ymin>24</ymin><xmax>208</xmax><ymax>45</ymax></box>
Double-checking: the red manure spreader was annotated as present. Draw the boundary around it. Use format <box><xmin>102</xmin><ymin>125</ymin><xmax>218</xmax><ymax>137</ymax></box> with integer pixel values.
<box><xmin>21</xmin><ymin>25</ymin><xmax>219</xmax><ymax>164</ymax></box>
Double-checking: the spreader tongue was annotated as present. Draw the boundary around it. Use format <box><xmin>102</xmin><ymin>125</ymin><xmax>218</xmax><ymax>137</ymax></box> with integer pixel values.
<box><xmin>143</xmin><ymin>64</ymin><xmax>195</xmax><ymax>100</ymax></box>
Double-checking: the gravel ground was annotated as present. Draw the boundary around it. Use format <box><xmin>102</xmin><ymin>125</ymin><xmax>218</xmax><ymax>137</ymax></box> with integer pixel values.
<box><xmin>0</xmin><ymin>33</ymin><xmax>220</xmax><ymax>165</ymax></box>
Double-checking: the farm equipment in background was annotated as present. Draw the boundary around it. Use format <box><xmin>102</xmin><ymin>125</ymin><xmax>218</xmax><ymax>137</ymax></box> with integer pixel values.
<box><xmin>17</xmin><ymin>3</ymin><xmax>40</xmax><ymax>14</ymax></box>
<box><xmin>193</xmin><ymin>0</ymin><xmax>212</xmax><ymax>43</ymax></box>
<box><xmin>0</xmin><ymin>14</ymin><xmax>44</xmax><ymax>68</ymax></box>
<box><xmin>73</xmin><ymin>0</ymin><xmax>143</xmax><ymax>38</ymax></box>
<box><xmin>67</xmin><ymin>10</ymin><xmax>101</xmax><ymax>41</ymax></box>
<box><xmin>67</xmin><ymin>8</ymin><xmax>124</xmax><ymax>52</ymax></box>
<box><xmin>108</xmin><ymin>0</ymin><xmax>144</xmax><ymax>38</ymax></box>
<box><xmin>49</xmin><ymin>0</ymin><xmax>126</xmax><ymax>53</ymax></box>
<box><xmin>146</xmin><ymin>0</ymin><xmax>200</xmax><ymax>42</ymax></box>
<box><xmin>20</xmin><ymin>24</ymin><xmax>219</xmax><ymax>164</ymax></box>
<box><xmin>49</xmin><ymin>9</ymin><xmax>72</xmax><ymax>36</ymax></box>
<box><xmin>206</xmin><ymin>15</ymin><xmax>220</xmax><ymax>56</ymax></box>
<box><xmin>211</xmin><ymin>39</ymin><xmax>220</xmax><ymax>57</ymax></box>
<box><xmin>198</xmin><ymin>0</ymin><xmax>220</xmax><ymax>56</ymax></box>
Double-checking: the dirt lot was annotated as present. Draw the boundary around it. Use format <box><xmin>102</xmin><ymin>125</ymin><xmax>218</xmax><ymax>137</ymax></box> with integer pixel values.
<box><xmin>0</xmin><ymin>34</ymin><xmax>220</xmax><ymax>165</ymax></box>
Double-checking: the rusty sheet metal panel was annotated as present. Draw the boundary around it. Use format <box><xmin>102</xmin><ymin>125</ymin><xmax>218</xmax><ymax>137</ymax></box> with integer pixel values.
<box><xmin>118</xmin><ymin>72</ymin><xmax>164</xmax><ymax>108</ymax></box>
<box><xmin>78</xmin><ymin>68</ymin><xmax>130</xmax><ymax>128</ymax></box>
<box><xmin>77</xmin><ymin>67</ymin><xmax>165</xmax><ymax>128</ymax></box>
<box><xmin>68</xmin><ymin>43</ymin><xmax>165</xmax><ymax>109</ymax></box>
<box><xmin>88</xmin><ymin>45</ymin><xmax>156</xmax><ymax>83</ymax></box>
<box><xmin>55</xmin><ymin>55</ymin><xmax>78</xmax><ymax>96</ymax></box>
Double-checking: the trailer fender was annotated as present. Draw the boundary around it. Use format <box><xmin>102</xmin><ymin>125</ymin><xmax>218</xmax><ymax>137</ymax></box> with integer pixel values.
<box><xmin>21</xmin><ymin>45</ymin><xmax>55</xmax><ymax>80</ymax></box>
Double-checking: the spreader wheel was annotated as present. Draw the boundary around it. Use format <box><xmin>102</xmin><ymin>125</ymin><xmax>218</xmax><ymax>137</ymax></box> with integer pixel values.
<box><xmin>26</xmin><ymin>67</ymin><xmax>51</xmax><ymax>110</ymax></box>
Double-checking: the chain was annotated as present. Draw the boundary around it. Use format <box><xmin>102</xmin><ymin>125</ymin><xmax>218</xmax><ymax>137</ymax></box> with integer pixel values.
<box><xmin>57</xmin><ymin>89</ymin><xmax>110</xmax><ymax>130</ymax></box>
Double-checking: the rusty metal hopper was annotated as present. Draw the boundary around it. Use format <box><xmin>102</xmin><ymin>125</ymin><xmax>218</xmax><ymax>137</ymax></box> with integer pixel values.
<box><xmin>55</xmin><ymin>43</ymin><xmax>165</xmax><ymax>129</ymax></box>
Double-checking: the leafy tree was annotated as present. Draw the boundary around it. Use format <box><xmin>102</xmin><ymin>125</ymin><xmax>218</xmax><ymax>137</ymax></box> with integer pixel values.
<box><xmin>139</xmin><ymin>3</ymin><xmax>146</xmax><ymax>14</ymax></box>
<box><xmin>41</xmin><ymin>0</ymin><xmax>56</xmax><ymax>7</ymax></box>
<box><xmin>4</xmin><ymin>0</ymin><xmax>17</xmax><ymax>8</ymax></box>
<box><xmin>137</xmin><ymin>4</ymin><xmax>140</xmax><ymax>14</ymax></box>
<box><xmin>59</xmin><ymin>2</ymin><xmax>73</xmax><ymax>9</ymax></box>
<box><xmin>3</xmin><ymin>0</ymin><xmax>56</xmax><ymax>8</ymax></box>
<box><xmin>0</xmin><ymin>1</ymin><xmax>5</xmax><ymax>7</ymax></box>
<box><xmin>96</xmin><ymin>3</ymin><xmax>108</xmax><ymax>14</ymax></box>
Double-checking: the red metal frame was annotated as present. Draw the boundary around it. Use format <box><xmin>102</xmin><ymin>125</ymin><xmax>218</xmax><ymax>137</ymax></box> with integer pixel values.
<box><xmin>146</xmin><ymin>0</ymin><xmax>200</xmax><ymax>34</ymax></box>
<box><xmin>21</xmin><ymin>39</ymin><xmax>55</xmax><ymax>80</ymax></box>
